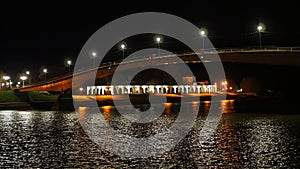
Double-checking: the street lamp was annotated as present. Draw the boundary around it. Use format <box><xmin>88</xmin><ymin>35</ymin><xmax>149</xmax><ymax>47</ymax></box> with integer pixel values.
<box><xmin>154</xmin><ymin>35</ymin><xmax>163</xmax><ymax>56</ymax></box>
<box><xmin>43</xmin><ymin>68</ymin><xmax>47</xmax><ymax>81</ymax></box>
<box><xmin>20</xmin><ymin>76</ymin><xmax>27</xmax><ymax>87</ymax></box>
<box><xmin>257</xmin><ymin>23</ymin><xmax>265</xmax><ymax>49</ymax></box>
<box><xmin>92</xmin><ymin>52</ymin><xmax>97</xmax><ymax>68</ymax></box>
<box><xmin>3</xmin><ymin>76</ymin><xmax>10</xmax><ymax>89</ymax></box>
<box><xmin>67</xmin><ymin>60</ymin><xmax>72</xmax><ymax>72</ymax></box>
<box><xmin>25</xmin><ymin>71</ymin><xmax>31</xmax><ymax>84</ymax></box>
<box><xmin>119</xmin><ymin>43</ymin><xmax>126</xmax><ymax>60</ymax></box>
<box><xmin>199</xmin><ymin>28</ymin><xmax>207</xmax><ymax>50</ymax></box>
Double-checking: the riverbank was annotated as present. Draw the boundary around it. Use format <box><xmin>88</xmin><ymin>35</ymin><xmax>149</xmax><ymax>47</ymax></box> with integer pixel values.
<box><xmin>0</xmin><ymin>90</ymin><xmax>58</xmax><ymax>110</ymax></box>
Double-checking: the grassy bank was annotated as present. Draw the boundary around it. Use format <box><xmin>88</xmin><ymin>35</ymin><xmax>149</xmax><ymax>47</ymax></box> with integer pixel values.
<box><xmin>0</xmin><ymin>90</ymin><xmax>21</xmax><ymax>102</ymax></box>
<box><xmin>27</xmin><ymin>91</ymin><xmax>59</xmax><ymax>102</ymax></box>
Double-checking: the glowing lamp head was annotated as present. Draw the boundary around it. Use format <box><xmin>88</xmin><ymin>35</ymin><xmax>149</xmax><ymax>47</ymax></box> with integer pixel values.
<box><xmin>26</xmin><ymin>71</ymin><xmax>30</xmax><ymax>75</ymax></box>
<box><xmin>43</xmin><ymin>69</ymin><xmax>47</xmax><ymax>73</ymax></box>
<box><xmin>200</xmin><ymin>30</ymin><xmax>206</xmax><ymax>36</ymax></box>
<box><xmin>3</xmin><ymin>76</ymin><xmax>10</xmax><ymax>81</ymax></box>
<box><xmin>257</xmin><ymin>25</ymin><xmax>263</xmax><ymax>31</ymax></box>
<box><xmin>120</xmin><ymin>44</ymin><xmax>126</xmax><ymax>49</ymax></box>
<box><xmin>20</xmin><ymin>76</ymin><xmax>27</xmax><ymax>81</ymax></box>
<box><xmin>156</xmin><ymin>37</ymin><xmax>161</xmax><ymax>43</ymax></box>
<box><xmin>67</xmin><ymin>60</ymin><xmax>72</xmax><ymax>65</ymax></box>
<box><xmin>92</xmin><ymin>52</ymin><xmax>97</xmax><ymax>57</ymax></box>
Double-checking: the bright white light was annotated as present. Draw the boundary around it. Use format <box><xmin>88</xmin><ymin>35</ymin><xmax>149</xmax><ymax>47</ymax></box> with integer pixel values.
<box><xmin>200</xmin><ymin>30</ymin><xmax>206</xmax><ymax>36</ymax></box>
<box><xmin>43</xmin><ymin>69</ymin><xmax>47</xmax><ymax>73</ymax></box>
<box><xmin>257</xmin><ymin>25</ymin><xmax>263</xmax><ymax>31</ymax></box>
<box><xmin>156</xmin><ymin>37</ymin><xmax>161</xmax><ymax>43</ymax></box>
<box><xmin>120</xmin><ymin>44</ymin><xmax>126</xmax><ymax>49</ymax></box>
<box><xmin>17</xmin><ymin>82</ymin><xmax>21</xmax><ymax>85</ymax></box>
<box><xmin>67</xmin><ymin>60</ymin><xmax>72</xmax><ymax>65</ymax></box>
<box><xmin>26</xmin><ymin>71</ymin><xmax>30</xmax><ymax>75</ymax></box>
<box><xmin>92</xmin><ymin>52</ymin><xmax>97</xmax><ymax>57</ymax></box>
<box><xmin>79</xmin><ymin>87</ymin><xmax>84</xmax><ymax>91</ymax></box>
<box><xmin>3</xmin><ymin>76</ymin><xmax>10</xmax><ymax>80</ymax></box>
<box><xmin>20</xmin><ymin>76</ymin><xmax>27</xmax><ymax>81</ymax></box>
<box><xmin>1</xmin><ymin>83</ymin><xmax>4</xmax><ymax>86</ymax></box>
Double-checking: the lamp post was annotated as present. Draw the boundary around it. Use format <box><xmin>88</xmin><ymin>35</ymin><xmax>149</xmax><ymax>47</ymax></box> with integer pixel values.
<box><xmin>92</xmin><ymin>52</ymin><xmax>97</xmax><ymax>68</ymax></box>
<box><xmin>3</xmin><ymin>76</ymin><xmax>10</xmax><ymax>90</ymax></box>
<box><xmin>120</xmin><ymin>43</ymin><xmax>126</xmax><ymax>60</ymax></box>
<box><xmin>199</xmin><ymin>28</ymin><xmax>207</xmax><ymax>51</ymax></box>
<box><xmin>43</xmin><ymin>68</ymin><xmax>47</xmax><ymax>81</ymax></box>
<box><xmin>25</xmin><ymin>71</ymin><xmax>31</xmax><ymax>84</ymax></box>
<box><xmin>257</xmin><ymin>23</ymin><xmax>265</xmax><ymax>49</ymax></box>
<box><xmin>20</xmin><ymin>76</ymin><xmax>27</xmax><ymax>87</ymax></box>
<box><xmin>155</xmin><ymin>35</ymin><xmax>163</xmax><ymax>56</ymax></box>
<box><xmin>67</xmin><ymin>60</ymin><xmax>72</xmax><ymax>72</ymax></box>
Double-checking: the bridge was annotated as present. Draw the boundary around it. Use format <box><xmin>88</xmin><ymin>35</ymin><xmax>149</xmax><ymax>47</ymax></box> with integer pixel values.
<box><xmin>16</xmin><ymin>48</ymin><xmax>300</xmax><ymax>93</ymax></box>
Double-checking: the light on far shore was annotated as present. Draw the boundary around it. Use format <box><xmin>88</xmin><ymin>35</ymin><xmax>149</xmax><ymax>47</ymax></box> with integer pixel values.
<box><xmin>3</xmin><ymin>76</ymin><xmax>10</xmax><ymax>81</ymax></box>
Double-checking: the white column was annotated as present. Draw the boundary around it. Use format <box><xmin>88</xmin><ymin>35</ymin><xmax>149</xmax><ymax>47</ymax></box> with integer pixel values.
<box><xmin>172</xmin><ymin>86</ymin><xmax>178</xmax><ymax>94</ymax></box>
<box><xmin>142</xmin><ymin>85</ymin><xmax>148</xmax><ymax>94</ymax></box>
<box><xmin>135</xmin><ymin>85</ymin><xmax>140</xmax><ymax>94</ymax></box>
<box><xmin>214</xmin><ymin>83</ymin><xmax>217</xmax><ymax>92</ymax></box>
<box><xmin>163</xmin><ymin>85</ymin><xmax>168</xmax><ymax>94</ymax></box>
<box><xmin>90</xmin><ymin>86</ymin><xmax>96</xmax><ymax>95</ymax></box>
<box><xmin>101</xmin><ymin>86</ymin><xmax>105</xmax><ymax>95</ymax></box>
<box><xmin>97</xmin><ymin>86</ymin><xmax>101</xmax><ymax>95</ymax></box>
<box><xmin>196</xmin><ymin>85</ymin><xmax>201</xmax><ymax>93</ymax></box>
<box><xmin>156</xmin><ymin>85</ymin><xmax>161</xmax><ymax>94</ymax></box>
<box><xmin>87</xmin><ymin>86</ymin><xmax>90</xmax><ymax>95</ymax></box>
<box><xmin>149</xmin><ymin>85</ymin><xmax>155</xmax><ymax>93</ymax></box>
<box><xmin>179</xmin><ymin>85</ymin><xmax>185</xmax><ymax>93</ymax></box>
<box><xmin>208</xmin><ymin>85</ymin><xmax>212</xmax><ymax>93</ymax></box>
<box><xmin>110</xmin><ymin>86</ymin><xmax>114</xmax><ymax>95</ymax></box>
<box><xmin>192</xmin><ymin>85</ymin><xmax>196</xmax><ymax>93</ymax></box>
<box><xmin>185</xmin><ymin>85</ymin><xmax>190</xmax><ymax>94</ymax></box>
<box><xmin>203</xmin><ymin>86</ymin><xmax>207</xmax><ymax>93</ymax></box>
<box><xmin>126</xmin><ymin>85</ymin><xmax>132</xmax><ymax>94</ymax></box>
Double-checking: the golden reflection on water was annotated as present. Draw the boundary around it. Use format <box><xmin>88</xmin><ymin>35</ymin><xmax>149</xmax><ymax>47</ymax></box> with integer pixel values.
<box><xmin>221</xmin><ymin>100</ymin><xmax>235</xmax><ymax>114</ymax></box>
<box><xmin>164</xmin><ymin>103</ymin><xmax>172</xmax><ymax>114</ymax></box>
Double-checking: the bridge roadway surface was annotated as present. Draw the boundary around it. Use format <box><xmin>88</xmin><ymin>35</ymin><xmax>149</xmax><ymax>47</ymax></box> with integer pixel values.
<box><xmin>17</xmin><ymin>48</ymin><xmax>300</xmax><ymax>92</ymax></box>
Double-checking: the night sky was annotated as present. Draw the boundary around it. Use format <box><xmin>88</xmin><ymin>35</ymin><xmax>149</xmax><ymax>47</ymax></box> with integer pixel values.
<box><xmin>1</xmin><ymin>2</ymin><xmax>300</xmax><ymax>81</ymax></box>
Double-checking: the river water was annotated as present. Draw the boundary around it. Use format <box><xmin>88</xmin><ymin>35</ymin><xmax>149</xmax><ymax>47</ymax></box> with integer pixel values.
<box><xmin>0</xmin><ymin>100</ymin><xmax>300</xmax><ymax>168</ymax></box>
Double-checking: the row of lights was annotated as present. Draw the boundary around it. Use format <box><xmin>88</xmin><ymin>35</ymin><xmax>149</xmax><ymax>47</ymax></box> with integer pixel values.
<box><xmin>90</xmin><ymin>23</ymin><xmax>265</xmax><ymax>65</ymax></box>
<box><xmin>1</xmin><ymin>59</ymin><xmax>73</xmax><ymax>89</ymax></box>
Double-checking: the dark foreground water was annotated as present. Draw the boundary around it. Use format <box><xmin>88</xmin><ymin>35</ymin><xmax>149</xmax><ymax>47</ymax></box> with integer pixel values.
<box><xmin>0</xmin><ymin>100</ymin><xmax>300</xmax><ymax>168</ymax></box>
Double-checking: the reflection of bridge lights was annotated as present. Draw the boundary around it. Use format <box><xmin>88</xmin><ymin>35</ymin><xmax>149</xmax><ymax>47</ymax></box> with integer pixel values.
<box><xmin>101</xmin><ymin>105</ymin><xmax>112</xmax><ymax>114</ymax></box>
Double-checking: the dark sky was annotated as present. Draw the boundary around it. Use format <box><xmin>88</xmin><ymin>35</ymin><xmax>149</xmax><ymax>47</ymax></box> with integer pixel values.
<box><xmin>1</xmin><ymin>1</ymin><xmax>300</xmax><ymax>81</ymax></box>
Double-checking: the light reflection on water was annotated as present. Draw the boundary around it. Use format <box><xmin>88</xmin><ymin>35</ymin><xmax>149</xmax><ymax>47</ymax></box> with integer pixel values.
<box><xmin>0</xmin><ymin>101</ymin><xmax>299</xmax><ymax>168</ymax></box>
